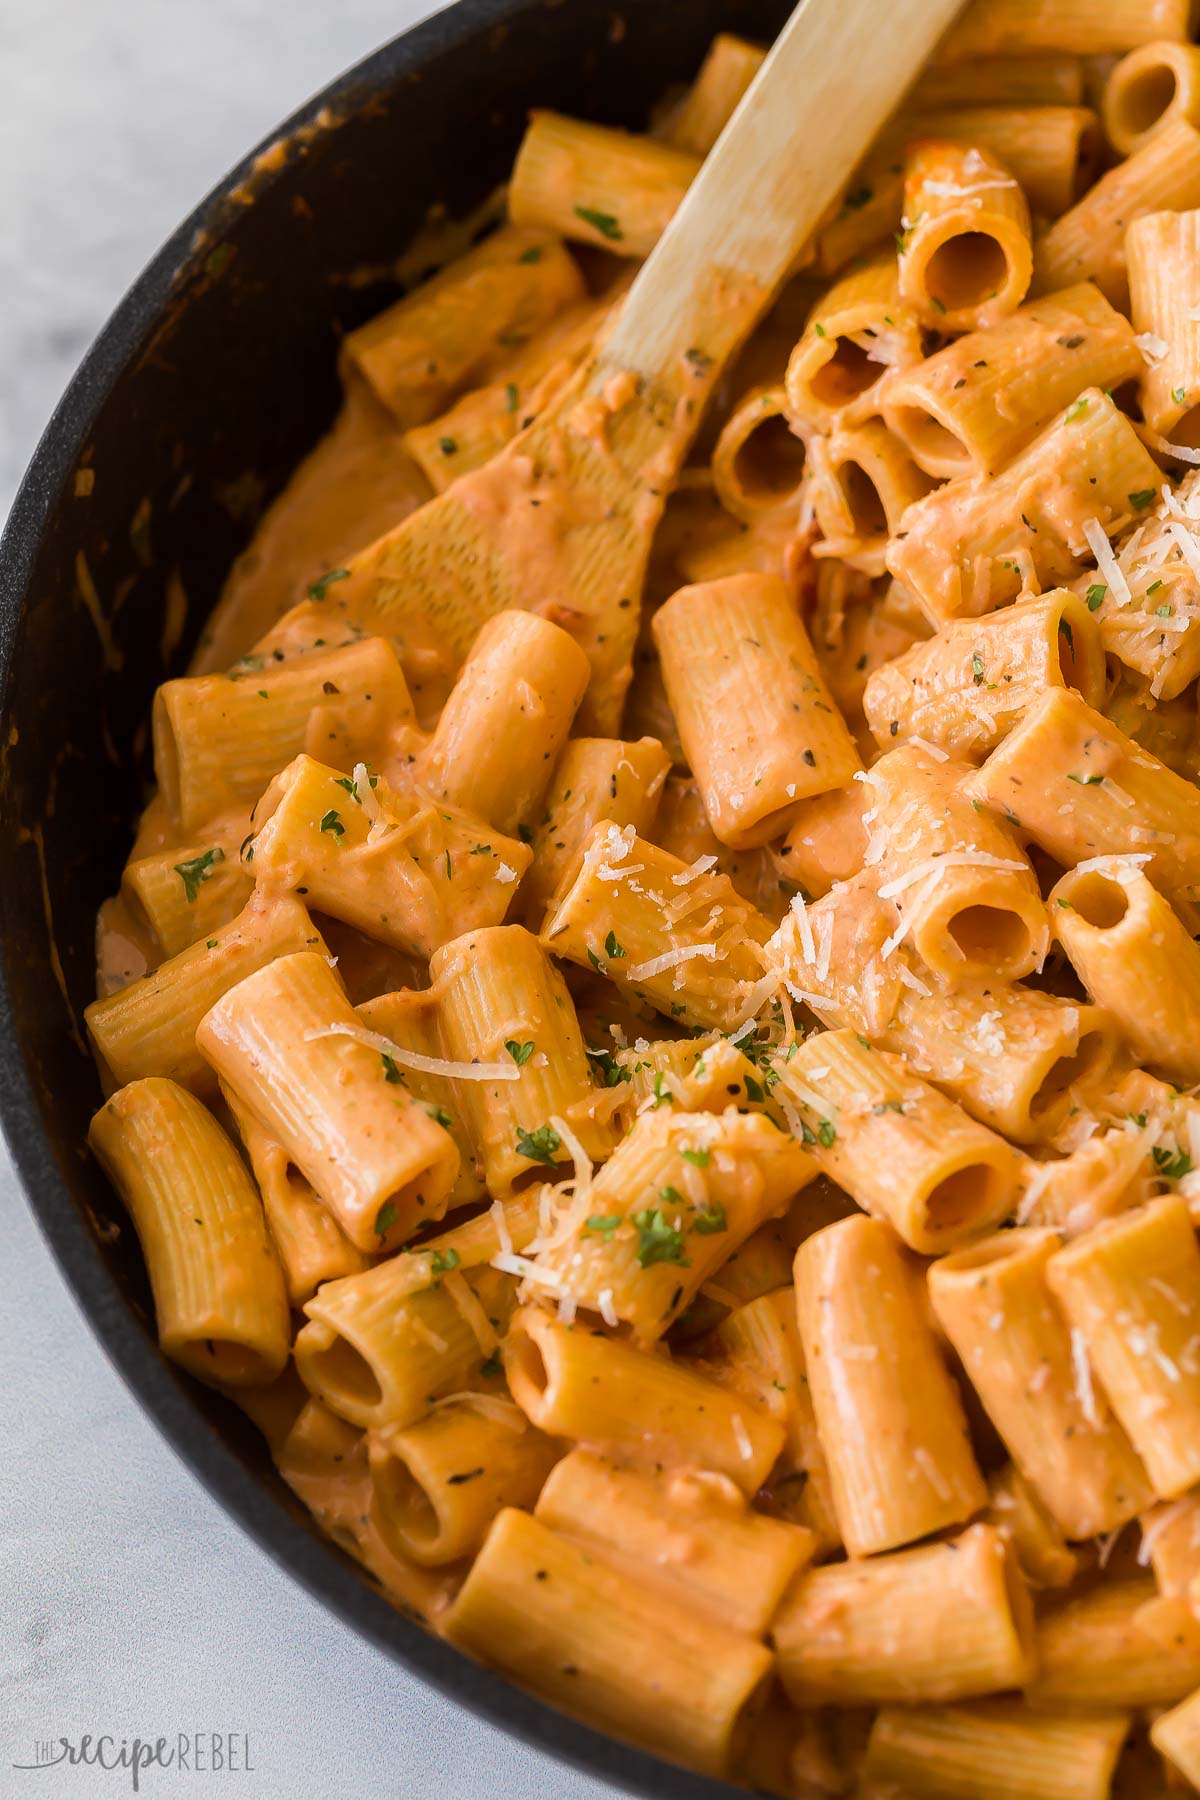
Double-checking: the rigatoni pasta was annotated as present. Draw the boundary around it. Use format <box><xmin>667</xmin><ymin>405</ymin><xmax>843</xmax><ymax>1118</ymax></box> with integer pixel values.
<box><xmin>87</xmin><ymin>16</ymin><xmax>1200</xmax><ymax>1791</ymax></box>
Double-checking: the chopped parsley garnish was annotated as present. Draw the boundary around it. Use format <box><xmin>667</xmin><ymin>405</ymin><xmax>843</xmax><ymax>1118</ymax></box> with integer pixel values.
<box><xmin>604</xmin><ymin>930</ymin><xmax>626</xmax><ymax>960</ymax></box>
<box><xmin>585</xmin><ymin>1046</ymin><xmax>630</xmax><ymax>1086</ymax></box>
<box><xmin>1174</xmin><ymin>387</ymin><xmax>1188</xmax><ymax>405</ymax></box>
<box><xmin>1059</xmin><ymin>618</ymin><xmax>1073</xmax><ymax>652</ymax></box>
<box><xmin>680</xmin><ymin>1147</ymin><xmax>710</xmax><ymax>1168</ymax></box>
<box><xmin>1064</xmin><ymin>398</ymin><xmax>1088</xmax><ymax>421</ymax></box>
<box><xmin>585</xmin><ymin>1214</ymin><xmax>622</xmax><ymax>1241</ymax></box>
<box><xmin>651</xmin><ymin>1070</ymin><xmax>673</xmax><ymax>1109</ymax></box>
<box><xmin>1085</xmin><ymin>584</ymin><xmax>1106</xmax><ymax>612</ymax></box>
<box><xmin>447</xmin><ymin>1467</ymin><xmax>483</xmax><ymax>1485</ymax></box>
<box><xmin>517</xmin><ymin>245</ymin><xmax>543</xmax><ymax>264</ymax></box>
<box><xmin>574</xmin><ymin>205</ymin><xmax>622</xmax><ymax>240</ymax></box>
<box><xmin>691</xmin><ymin>1202</ymin><xmax>728</xmax><ymax>1235</ymax></box>
<box><xmin>745</xmin><ymin>1074</ymin><xmax>765</xmax><ymax>1103</ymax></box>
<box><xmin>306</xmin><ymin>568</ymin><xmax>349</xmax><ymax>601</ymax></box>
<box><xmin>1153</xmin><ymin>1145</ymin><xmax>1193</xmax><ymax>1181</ymax></box>
<box><xmin>972</xmin><ymin>652</ymin><xmax>985</xmax><ymax>684</ymax></box>
<box><xmin>439</xmin><ymin>437</ymin><xmax>458</xmax><ymax>456</ymax></box>
<box><xmin>630</xmin><ymin>1208</ymin><xmax>690</xmax><ymax>1268</ymax></box>
<box><xmin>430</xmin><ymin>1248</ymin><xmax>461</xmax><ymax>1274</ymax></box>
<box><xmin>516</xmin><ymin>1123</ymin><xmax>562</xmax><ymax>1166</ymax></box>
<box><xmin>174</xmin><ymin>847</ymin><xmax>224</xmax><ymax>902</ymax></box>
<box><xmin>1067</xmin><ymin>773</ymin><xmax>1103</xmax><ymax>785</ymax></box>
<box><xmin>381</xmin><ymin>1052</ymin><xmax>402</xmax><ymax>1084</ymax></box>
<box><xmin>373</xmin><ymin>1199</ymin><xmax>397</xmax><ymax>1239</ymax></box>
<box><xmin>479</xmin><ymin>1351</ymin><xmax>503</xmax><ymax>1378</ymax></box>
<box><xmin>319</xmin><ymin>808</ymin><xmax>345</xmax><ymax>838</ymax></box>
<box><xmin>505</xmin><ymin>1039</ymin><xmax>536</xmax><ymax>1066</ymax></box>
<box><xmin>334</xmin><ymin>775</ymin><xmax>359</xmax><ymax>799</ymax></box>
<box><xmin>1128</xmin><ymin>489</ymin><xmax>1155</xmax><ymax>511</ymax></box>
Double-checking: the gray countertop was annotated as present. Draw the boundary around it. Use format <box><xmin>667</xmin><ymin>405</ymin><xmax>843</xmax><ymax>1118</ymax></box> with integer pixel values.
<box><xmin>0</xmin><ymin>4</ymin><xmax>628</xmax><ymax>1794</ymax></box>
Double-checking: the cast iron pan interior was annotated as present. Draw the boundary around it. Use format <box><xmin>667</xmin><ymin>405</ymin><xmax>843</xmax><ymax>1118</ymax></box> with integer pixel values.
<box><xmin>0</xmin><ymin>1</ymin><xmax>797</xmax><ymax>1793</ymax></box>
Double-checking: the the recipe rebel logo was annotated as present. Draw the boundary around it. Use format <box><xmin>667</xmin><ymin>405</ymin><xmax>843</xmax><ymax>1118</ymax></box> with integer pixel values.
<box><xmin>12</xmin><ymin>1732</ymin><xmax>255</xmax><ymax>1790</ymax></box>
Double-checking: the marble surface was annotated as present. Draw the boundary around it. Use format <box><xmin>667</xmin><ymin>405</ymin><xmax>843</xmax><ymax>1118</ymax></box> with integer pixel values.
<box><xmin>0</xmin><ymin>4</ymin><xmax>627</xmax><ymax>1795</ymax></box>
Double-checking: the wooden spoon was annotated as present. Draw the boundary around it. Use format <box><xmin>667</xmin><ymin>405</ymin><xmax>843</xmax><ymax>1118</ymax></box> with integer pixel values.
<box><xmin>336</xmin><ymin>0</ymin><xmax>965</xmax><ymax>730</ymax></box>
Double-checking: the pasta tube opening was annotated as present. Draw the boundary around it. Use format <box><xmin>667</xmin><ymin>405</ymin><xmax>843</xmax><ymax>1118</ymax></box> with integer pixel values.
<box><xmin>944</xmin><ymin>901</ymin><xmax>1037</xmax><ymax>966</ymax></box>
<box><xmin>730</xmin><ymin>407</ymin><xmax>808</xmax><ymax>510</ymax></box>
<box><xmin>925</xmin><ymin>231</ymin><xmax>1012</xmax><ymax>313</ymax></box>
<box><xmin>885</xmin><ymin>402</ymin><xmax>971</xmax><ymax>476</ymax></box>
<box><xmin>1030</xmin><ymin>1028</ymin><xmax>1110</xmax><ymax>1121</ymax></box>
<box><xmin>1064</xmin><ymin>872</ymin><xmax>1129</xmax><ymax>930</ymax></box>
<box><xmin>924</xmin><ymin>1160</ymin><xmax>1012</xmax><ymax>1238</ymax></box>
<box><xmin>807</xmin><ymin>335</ymin><xmax>880</xmax><ymax>408</ymax></box>
<box><xmin>1104</xmin><ymin>43</ymin><xmax>1200</xmax><ymax>156</ymax></box>
<box><xmin>370</xmin><ymin>1447</ymin><xmax>440</xmax><ymax>1557</ymax></box>
<box><xmin>298</xmin><ymin>1321</ymin><xmax>384</xmax><ymax>1414</ymax></box>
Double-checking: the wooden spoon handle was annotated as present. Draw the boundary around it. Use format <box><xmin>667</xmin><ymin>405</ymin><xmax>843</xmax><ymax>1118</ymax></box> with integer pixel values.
<box><xmin>599</xmin><ymin>0</ymin><xmax>966</xmax><ymax>388</ymax></box>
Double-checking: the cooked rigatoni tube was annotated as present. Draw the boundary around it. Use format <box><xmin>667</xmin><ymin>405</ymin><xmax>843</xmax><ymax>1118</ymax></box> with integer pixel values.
<box><xmin>773</xmin><ymin>1525</ymin><xmax>1034</xmax><ymax>1706</ymax></box>
<box><xmin>778</xmin><ymin>783</ymin><xmax>869</xmax><ymax>898</ymax></box>
<box><xmin>783</xmin><ymin>253</ymin><xmax>924</xmax><ymax>434</ymax></box>
<box><xmin>429</xmin><ymin>924</ymin><xmax>613</xmax><ymax>1193</ymax></box>
<box><xmin>535</xmin><ymin>1450</ymin><xmax>813</xmax><ymax>1635</ymax></box>
<box><xmin>85</xmin><ymin>893</ymin><xmax>325</xmax><ymax>1095</ymax></box>
<box><xmin>815</xmin><ymin>108</ymin><xmax>1099</xmax><ymax>276</ymax></box>
<box><xmin>444</xmin><ymin>1508</ymin><xmax>772</xmax><ymax>1779</ymax></box>
<box><xmin>1046</xmin><ymin>1196</ymin><xmax>1200</xmax><ymax>1500</ymax></box>
<box><xmin>898</xmin><ymin>139</ymin><xmax>1032</xmax><ymax>331</ymax></box>
<box><xmin>861</xmin><ymin>1701</ymin><xmax>1131</xmax><ymax>1800</ymax></box>
<box><xmin>1026</xmin><ymin>1576</ymin><xmax>1200</xmax><ymax>1708</ymax></box>
<box><xmin>196</xmin><ymin>950</ymin><xmax>459</xmax><ymax>1252</ymax></box>
<box><xmin>967</xmin><ymin>688</ymin><xmax>1200</xmax><ymax>899</ymax></box>
<box><xmin>794</xmin><ymin>1215</ymin><xmax>987</xmax><ymax>1556</ymax></box>
<box><xmin>1152</xmin><ymin>1686</ymin><xmax>1200</xmax><ymax>1788</ymax></box>
<box><xmin>508</xmin><ymin>111</ymin><xmax>700</xmax><ymax>257</ymax></box>
<box><xmin>887</xmin><ymin>388</ymin><xmax>1163</xmax><ymax>623</ymax></box>
<box><xmin>532</xmin><ymin>1108</ymin><xmax>812</xmax><ymax>1343</ymax></box>
<box><xmin>862</xmin><ymin>742</ymin><xmax>1049</xmax><ymax>984</ymax></box>
<box><xmin>295</xmin><ymin>1259</ymin><xmax>514</xmax><ymax>1429</ymax></box>
<box><xmin>1085</xmin><ymin>472</ymin><xmax>1200</xmax><ymax>702</ymax></box>
<box><xmin>521</xmin><ymin>734</ymin><xmax>671</xmax><ymax>920</ymax></box>
<box><xmin>401</xmin><ymin>285</ymin><xmax>616</xmax><ymax>492</ymax></box>
<box><xmin>776</xmin><ymin>1030</ymin><xmax>1022</xmax><ymax>1253</ymax></box>
<box><xmin>664</xmin><ymin>32</ymin><xmax>765</xmax><ymax>155</ymax></box>
<box><xmin>503</xmin><ymin>1306</ymin><xmax>784</xmax><ymax>1493</ymax></box>
<box><xmin>341</xmin><ymin>224</ymin><xmax>584</xmax><ymax>428</ymax></box>
<box><xmin>152</xmin><ymin>637</ymin><xmax>413</xmax><ymax>833</ymax></box>
<box><xmin>219</xmin><ymin>1079</ymin><xmax>366</xmax><ymax>1305</ymax></box>
<box><xmin>928</xmin><ymin>1229</ymin><xmax>1152</xmax><ymax>1539</ymax></box>
<box><xmin>368</xmin><ymin>1398</ymin><xmax>559</xmax><ymax>1566</ymax></box>
<box><xmin>1127</xmin><ymin>209</ymin><xmax>1200</xmax><ymax>445</ymax></box>
<box><xmin>936</xmin><ymin>0</ymin><xmax>1192</xmax><ymax>59</ymax></box>
<box><xmin>355</xmin><ymin>987</ymin><xmax>486</xmax><ymax>1211</ymax></box>
<box><xmin>652</xmin><ymin>573</ymin><xmax>862</xmax><ymax>847</ymax></box>
<box><xmin>88</xmin><ymin>1078</ymin><xmax>290</xmax><ymax>1387</ymax></box>
<box><xmin>1050</xmin><ymin>859</ymin><xmax>1200</xmax><ymax>1083</ymax></box>
<box><xmin>712</xmin><ymin>1289</ymin><xmax>841</xmax><ymax>1553</ymax></box>
<box><xmin>1033</xmin><ymin>118</ymin><xmax>1200</xmax><ymax>307</ymax></box>
<box><xmin>121</xmin><ymin>829</ymin><xmax>255</xmax><ymax>961</ymax></box>
<box><xmin>540</xmin><ymin>823</ymin><xmax>776</xmax><ymax>1034</ymax></box>
<box><xmin>1105</xmin><ymin>42</ymin><xmax>1200</xmax><ymax>156</ymax></box>
<box><xmin>248</xmin><ymin>755</ymin><xmax>531</xmax><ymax>958</ymax></box>
<box><xmin>862</xmin><ymin>591</ymin><xmax>1105</xmax><ymax>761</ymax></box>
<box><xmin>881</xmin><ymin>981</ymin><xmax>1116</xmax><ymax>1145</ymax></box>
<box><xmin>985</xmin><ymin>1463</ymin><xmax>1080</xmax><ymax>1591</ymax></box>
<box><xmin>808</xmin><ymin>421</ymin><xmax>933</xmax><ymax>576</ymax></box>
<box><xmin>881</xmin><ymin>282</ymin><xmax>1141</xmax><ymax>479</ymax></box>
<box><xmin>1141</xmin><ymin>1492</ymin><xmax>1200</xmax><ymax>1597</ymax></box>
<box><xmin>914</xmin><ymin>55</ymin><xmax>1084</xmax><ymax>108</ymax></box>
<box><xmin>768</xmin><ymin>876</ymin><xmax>912</xmax><ymax>1042</ymax></box>
<box><xmin>710</xmin><ymin>385</ymin><xmax>808</xmax><ymax>523</ymax></box>
<box><xmin>414</xmin><ymin>609</ymin><xmax>590</xmax><ymax>836</ymax></box>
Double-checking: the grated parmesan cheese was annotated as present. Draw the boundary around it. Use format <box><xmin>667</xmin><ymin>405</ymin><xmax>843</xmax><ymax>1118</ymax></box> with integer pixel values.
<box><xmin>626</xmin><ymin>943</ymin><xmax>719</xmax><ymax>981</ymax></box>
<box><xmin>1082</xmin><ymin>517</ymin><xmax>1132</xmax><ymax>608</ymax></box>
<box><xmin>303</xmin><ymin>1022</ymin><xmax>518</xmax><ymax>1081</ymax></box>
